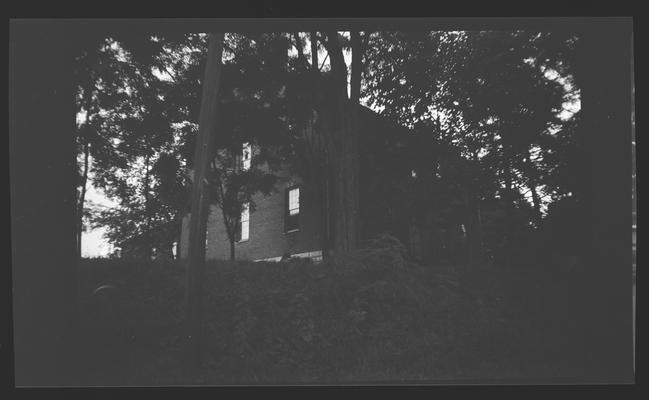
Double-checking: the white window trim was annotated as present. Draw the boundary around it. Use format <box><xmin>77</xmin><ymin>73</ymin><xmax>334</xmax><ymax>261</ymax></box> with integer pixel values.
<box><xmin>288</xmin><ymin>187</ymin><xmax>300</xmax><ymax>215</ymax></box>
<box><xmin>238</xmin><ymin>203</ymin><xmax>250</xmax><ymax>242</ymax></box>
<box><xmin>242</xmin><ymin>142</ymin><xmax>251</xmax><ymax>171</ymax></box>
<box><xmin>286</xmin><ymin>187</ymin><xmax>300</xmax><ymax>233</ymax></box>
<box><xmin>254</xmin><ymin>250</ymin><xmax>323</xmax><ymax>263</ymax></box>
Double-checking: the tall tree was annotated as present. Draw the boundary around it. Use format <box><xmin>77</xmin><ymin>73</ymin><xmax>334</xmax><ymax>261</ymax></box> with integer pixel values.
<box><xmin>184</xmin><ymin>32</ymin><xmax>225</xmax><ymax>367</ymax></box>
<box><xmin>209</xmin><ymin>148</ymin><xmax>277</xmax><ymax>260</ymax></box>
<box><xmin>363</xmin><ymin>30</ymin><xmax>577</xmax><ymax>265</ymax></box>
<box><xmin>289</xmin><ymin>31</ymin><xmax>365</xmax><ymax>257</ymax></box>
<box><xmin>73</xmin><ymin>34</ymin><xmax>126</xmax><ymax>258</ymax></box>
<box><xmin>201</xmin><ymin>32</ymin><xmax>292</xmax><ymax>261</ymax></box>
<box><xmin>86</xmin><ymin>33</ymin><xmax>204</xmax><ymax>259</ymax></box>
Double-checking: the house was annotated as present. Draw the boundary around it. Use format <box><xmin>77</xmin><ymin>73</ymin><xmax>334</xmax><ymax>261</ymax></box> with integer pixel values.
<box><xmin>178</xmin><ymin>105</ymin><xmax>412</xmax><ymax>262</ymax></box>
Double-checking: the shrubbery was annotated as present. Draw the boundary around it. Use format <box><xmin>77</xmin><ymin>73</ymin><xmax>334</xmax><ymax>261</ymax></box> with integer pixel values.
<box><xmin>77</xmin><ymin>236</ymin><xmax>598</xmax><ymax>384</ymax></box>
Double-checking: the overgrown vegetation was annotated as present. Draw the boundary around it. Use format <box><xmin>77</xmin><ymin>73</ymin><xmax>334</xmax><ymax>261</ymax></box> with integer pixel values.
<box><xmin>76</xmin><ymin>246</ymin><xmax>606</xmax><ymax>385</ymax></box>
<box><xmin>77</xmin><ymin>30</ymin><xmax>585</xmax><ymax>267</ymax></box>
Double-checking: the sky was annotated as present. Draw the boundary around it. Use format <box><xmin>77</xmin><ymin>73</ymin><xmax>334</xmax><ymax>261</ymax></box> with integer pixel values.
<box><xmin>81</xmin><ymin>180</ymin><xmax>118</xmax><ymax>257</ymax></box>
<box><xmin>83</xmin><ymin>227</ymin><xmax>112</xmax><ymax>258</ymax></box>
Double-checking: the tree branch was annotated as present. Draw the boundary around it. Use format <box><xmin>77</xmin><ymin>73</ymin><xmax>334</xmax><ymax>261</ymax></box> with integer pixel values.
<box><xmin>358</xmin><ymin>32</ymin><xmax>371</xmax><ymax>80</ymax></box>
<box><xmin>215</xmin><ymin>171</ymin><xmax>234</xmax><ymax>239</ymax></box>
<box><xmin>319</xmin><ymin>53</ymin><xmax>330</xmax><ymax>71</ymax></box>
<box><xmin>291</xmin><ymin>32</ymin><xmax>311</xmax><ymax>73</ymax></box>
<box><xmin>350</xmin><ymin>31</ymin><xmax>362</xmax><ymax>104</ymax></box>
<box><xmin>310</xmin><ymin>31</ymin><xmax>319</xmax><ymax>74</ymax></box>
<box><xmin>361</xmin><ymin>31</ymin><xmax>370</xmax><ymax>54</ymax></box>
<box><xmin>322</xmin><ymin>32</ymin><xmax>348</xmax><ymax>99</ymax></box>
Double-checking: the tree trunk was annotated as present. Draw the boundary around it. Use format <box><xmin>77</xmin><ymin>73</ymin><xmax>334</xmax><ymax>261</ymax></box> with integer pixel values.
<box><xmin>349</xmin><ymin>31</ymin><xmax>362</xmax><ymax>245</ymax></box>
<box><xmin>184</xmin><ymin>32</ymin><xmax>224</xmax><ymax>368</ymax></box>
<box><xmin>300</xmin><ymin>31</ymin><xmax>362</xmax><ymax>259</ymax></box>
<box><xmin>350</xmin><ymin>32</ymin><xmax>362</xmax><ymax>104</ymax></box>
<box><xmin>308</xmin><ymin>32</ymin><xmax>336</xmax><ymax>260</ymax></box>
<box><xmin>324</xmin><ymin>31</ymin><xmax>361</xmax><ymax>256</ymax></box>
<box><xmin>76</xmin><ymin>88</ymin><xmax>94</xmax><ymax>260</ymax></box>
<box><xmin>216</xmin><ymin>174</ymin><xmax>237</xmax><ymax>262</ymax></box>
<box><xmin>77</xmin><ymin>140</ymin><xmax>89</xmax><ymax>259</ymax></box>
<box><xmin>310</xmin><ymin>31</ymin><xmax>319</xmax><ymax>74</ymax></box>
<box><xmin>229</xmin><ymin>238</ymin><xmax>235</xmax><ymax>261</ymax></box>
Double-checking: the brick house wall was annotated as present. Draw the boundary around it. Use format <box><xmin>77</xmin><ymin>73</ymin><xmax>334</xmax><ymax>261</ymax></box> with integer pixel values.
<box><xmin>180</xmin><ymin>169</ymin><xmax>325</xmax><ymax>261</ymax></box>
<box><xmin>179</xmin><ymin>105</ymin><xmax>412</xmax><ymax>262</ymax></box>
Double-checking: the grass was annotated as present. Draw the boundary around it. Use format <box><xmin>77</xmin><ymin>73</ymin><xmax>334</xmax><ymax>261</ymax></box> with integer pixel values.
<box><xmin>74</xmin><ymin>250</ymin><xmax>616</xmax><ymax>386</ymax></box>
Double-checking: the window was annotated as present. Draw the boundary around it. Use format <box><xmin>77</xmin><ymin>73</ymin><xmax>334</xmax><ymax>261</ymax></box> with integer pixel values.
<box><xmin>285</xmin><ymin>187</ymin><xmax>300</xmax><ymax>232</ymax></box>
<box><xmin>289</xmin><ymin>188</ymin><xmax>300</xmax><ymax>215</ymax></box>
<box><xmin>242</xmin><ymin>142</ymin><xmax>251</xmax><ymax>171</ymax></box>
<box><xmin>236</xmin><ymin>203</ymin><xmax>250</xmax><ymax>242</ymax></box>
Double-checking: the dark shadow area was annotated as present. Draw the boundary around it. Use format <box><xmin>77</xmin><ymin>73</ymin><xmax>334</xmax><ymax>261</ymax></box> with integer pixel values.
<box><xmin>72</xmin><ymin>254</ymin><xmax>625</xmax><ymax>385</ymax></box>
<box><xmin>9</xmin><ymin>18</ymin><xmax>634</xmax><ymax>387</ymax></box>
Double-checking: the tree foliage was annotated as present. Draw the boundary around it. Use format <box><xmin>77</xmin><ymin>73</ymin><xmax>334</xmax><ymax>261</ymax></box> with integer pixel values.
<box><xmin>80</xmin><ymin>33</ymin><xmax>203</xmax><ymax>258</ymax></box>
<box><xmin>364</xmin><ymin>30</ymin><xmax>580</xmax><ymax>265</ymax></box>
<box><xmin>77</xmin><ymin>29</ymin><xmax>582</xmax><ymax>267</ymax></box>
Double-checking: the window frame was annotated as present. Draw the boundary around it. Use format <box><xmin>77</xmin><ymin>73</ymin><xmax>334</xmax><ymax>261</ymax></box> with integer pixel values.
<box><xmin>236</xmin><ymin>202</ymin><xmax>250</xmax><ymax>243</ymax></box>
<box><xmin>242</xmin><ymin>142</ymin><xmax>251</xmax><ymax>171</ymax></box>
<box><xmin>285</xmin><ymin>185</ymin><xmax>300</xmax><ymax>233</ymax></box>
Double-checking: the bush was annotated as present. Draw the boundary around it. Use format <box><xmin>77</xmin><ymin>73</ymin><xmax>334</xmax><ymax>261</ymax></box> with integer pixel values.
<box><xmin>77</xmin><ymin>251</ymin><xmax>595</xmax><ymax>384</ymax></box>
